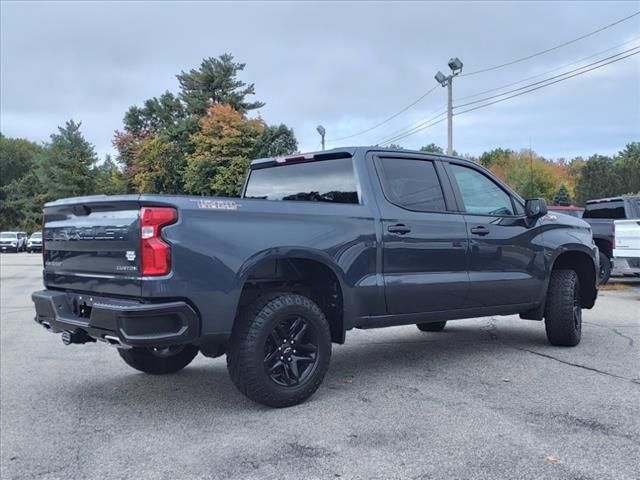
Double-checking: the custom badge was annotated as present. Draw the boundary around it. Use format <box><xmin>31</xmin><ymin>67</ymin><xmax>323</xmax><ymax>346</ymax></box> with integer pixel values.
<box><xmin>126</xmin><ymin>250</ymin><xmax>136</xmax><ymax>261</ymax></box>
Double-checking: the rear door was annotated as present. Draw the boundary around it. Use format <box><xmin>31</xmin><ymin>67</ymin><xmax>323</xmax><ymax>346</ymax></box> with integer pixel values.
<box><xmin>43</xmin><ymin>195</ymin><xmax>142</xmax><ymax>297</ymax></box>
<box><xmin>444</xmin><ymin>161</ymin><xmax>545</xmax><ymax>307</ymax></box>
<box><xmin>373</xmin><ymin>154</ymin><xmax>470</xmax><ymax>314</ymax></box>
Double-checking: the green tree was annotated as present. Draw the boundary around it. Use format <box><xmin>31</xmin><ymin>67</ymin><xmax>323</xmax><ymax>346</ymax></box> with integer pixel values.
<box><xmin>574</xmin><ymin>154</ymin><xmax>619</xmax><ymax>204</ymax></box>
<box><xmin>36</xmin><ymin>120</ymin><xmax>97</xmax><ymax>201</ymax></box>
<box><xmin>130</xmin><ymin>137</ymin><xmax>185</xmax><ymax>194</ymax></box>
<box><xmin>93</xmin><ymin>155</ymin><xmax>127</xmax><ymax>195</ymax></box>
<box><xmin>386</xmin><ymin>144</ymin><xmax>403</xmax><ymax>149</ymax></box>
<box><xmin>252</xmin><ymin>124</ymin><xmax>298</xmax><ymax>158</ymax></box>
<box><xmin>177</xmin><ymin>54</ymin><xmax>265</xmax><ymax>116</ymax></box>
<box><xmin>419</xmin><ymin>143</ymin><xmax>444</xmax><ymax>154</ymax></box>
<box><xmin>552</xmin><ymin>184</ymin><xmax>571</xmax><ymax>205</ymax></box>
<box><xmin>614</xmin><ymin>142</ymin><xmax>640</xmax><ymax>195</ymax></box>
<box><xmin>211</xmin><ymin>157</ymin><xmax>251</xmax><ymax>196</ymax></box>
<box><xmin>0</xmin><ymin>135</ymin><xmax>46</xmax><ymax>230</ymax></box>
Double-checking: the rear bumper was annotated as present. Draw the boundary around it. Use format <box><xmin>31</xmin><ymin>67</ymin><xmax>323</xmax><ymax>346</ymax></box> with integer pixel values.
<box><xmin>32</xmin><ymin>290</ymin><xmax>199</xmax><ymax>347</ymax></box>
<box><xmin>612</xmin><ymin>255</ymin><xmax>640</xmax><ymax>275</ymax></box>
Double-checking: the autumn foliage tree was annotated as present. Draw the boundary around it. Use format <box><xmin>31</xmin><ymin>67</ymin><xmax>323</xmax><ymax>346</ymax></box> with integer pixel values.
<box><xmin>184</xmin><ymin>104</ymin><xmax>266</xmax><ymax>196</ymax></box>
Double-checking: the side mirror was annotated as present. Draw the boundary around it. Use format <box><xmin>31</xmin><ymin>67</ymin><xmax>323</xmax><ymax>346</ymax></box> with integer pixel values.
<box><xmin>525</xmin><ymin>198</ymin><xmax>548</xmax><ymax>217</ymax></box>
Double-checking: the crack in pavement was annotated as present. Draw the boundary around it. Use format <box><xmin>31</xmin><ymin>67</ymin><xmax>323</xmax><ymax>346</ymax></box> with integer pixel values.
<box><xmin>509</xmin><ymin>345</ymin><xmax>640</xmax><ymax>384</ymax></box>
<box><xmin>483</xmin><ymin>319</ymin><xmax>640</xmax><ymax>385</ymax></box>
<box><xmin>583</xmin><ymin>321</ymin><xmax>636</xmax><ymax>348</ymax></box>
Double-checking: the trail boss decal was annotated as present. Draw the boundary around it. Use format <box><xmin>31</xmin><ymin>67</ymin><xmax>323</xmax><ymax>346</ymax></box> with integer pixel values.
<box><xmin>193</xmin><ymin>199</ymin><xmax>240</xmax><ymax>210</ymax></box>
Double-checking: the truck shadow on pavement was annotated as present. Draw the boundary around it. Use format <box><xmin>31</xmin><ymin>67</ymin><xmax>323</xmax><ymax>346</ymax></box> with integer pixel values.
<box><xmin>61</xmin><ymin>322</ymin><xmax>556</xmax><ymax>411</ymax></box>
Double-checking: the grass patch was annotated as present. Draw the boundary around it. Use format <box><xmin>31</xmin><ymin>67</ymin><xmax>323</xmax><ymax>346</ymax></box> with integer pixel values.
<box><xmin>600</xmin><ymin>283</ymin><xmax>631</xmax><ymax>291</ymax></box>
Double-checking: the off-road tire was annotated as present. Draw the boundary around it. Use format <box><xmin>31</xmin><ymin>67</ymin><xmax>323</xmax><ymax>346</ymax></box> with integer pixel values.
<box><xmin>118</xmin><ymin>344</ymin><xmax>199</xmax><ymax>374</ymax></box>
<box><xmin>598</xmin><ymin>250</ymin><xmax>611</xmax><ymax>285</ymax></box>
<box><xmin>417</xmin><ymin>321</ymin><xmax>447</xmax><ymax>332</ymax></box>
<box><xmin>544</xmin><ymin>270</ymin><xmax>582</xmax><ymax>346</ymax></box>
<box><xmin>227</xmin><ymin>293</ymin><xmax>332</xmax><ymax>408</ymax></box>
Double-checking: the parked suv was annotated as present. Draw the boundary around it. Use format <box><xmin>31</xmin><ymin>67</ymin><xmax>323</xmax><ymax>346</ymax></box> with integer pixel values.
<box><xmin>32</xmin><ymin>148</ymin><xmax>599</xmax><ymax>407</ymax></box>
<box><xmin>582</xmin><ymin>196</ymin><xmax>640</xmax><ymax>284</ymax></box>
<box><xmin>27</xmin><ymin>232</ymin><xmax>43</xmax><ymax>253</ymax></box>
<box><xmin>0</xmin><ymin>231</ymin><xmax>27</xmax><ymax>252</ymax></box>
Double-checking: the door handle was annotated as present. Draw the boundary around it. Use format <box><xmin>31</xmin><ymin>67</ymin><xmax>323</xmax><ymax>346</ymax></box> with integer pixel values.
<box><xmin>388</xmin><ymin>224</ymin><xmax>411</xmax><ymax>234</ymax></box>
<box><xmin>470</xmin><ymin>226</ymin><xmax>490</xmax><ymax>236</ymax></box>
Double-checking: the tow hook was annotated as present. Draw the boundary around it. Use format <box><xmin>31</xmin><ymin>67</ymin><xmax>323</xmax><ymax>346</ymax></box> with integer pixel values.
<box><xmin>61</xmin><ymin>330</ymin><xmax>96</xmax><ymax>345</ymax></box>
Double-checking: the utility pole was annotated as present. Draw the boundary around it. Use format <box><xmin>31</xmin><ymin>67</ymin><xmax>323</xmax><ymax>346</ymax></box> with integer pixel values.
<box><xmin>447</xmin><ymin>78</ymin><xmax>453</xmax><ymax>155</ymax></box>
<box><xmin>316</xmin><ymin>125</ymin><xmax>326</xmax><ymax>151</ymax></box>
<box><xmin>435</xmin><ymin>57</ymin><xmax>463</xmax><ymax>155</ymax></box>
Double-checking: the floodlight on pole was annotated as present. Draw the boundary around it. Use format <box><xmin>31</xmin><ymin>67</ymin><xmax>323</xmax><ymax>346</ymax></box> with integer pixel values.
<box><xmin>434</xmin><ymin>57</ymin><xmax>463</xmax><ymax>155</ymax></box>
<box><xmin>316</xmin><ymin>125</ymin><xmax>326</xmax><ymax>151</ymax></box>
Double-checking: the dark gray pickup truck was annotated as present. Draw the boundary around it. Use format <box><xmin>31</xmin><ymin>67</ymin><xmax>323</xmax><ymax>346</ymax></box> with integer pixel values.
<box><xmin>32</xmin><ymin>147</ymin><xmax>599</xmax><ymax>407</ymax></box>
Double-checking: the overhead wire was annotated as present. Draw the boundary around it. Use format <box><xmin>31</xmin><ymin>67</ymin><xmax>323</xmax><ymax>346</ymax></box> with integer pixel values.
<box><xmin>454</xmin><ymin>49</ymin><xmax>640</xmax><ymax>117</ymax></box>
<box><xmin>460</xmin><ymin>10</ymin><xmax>640</xmax><ymax>76</ymax></box>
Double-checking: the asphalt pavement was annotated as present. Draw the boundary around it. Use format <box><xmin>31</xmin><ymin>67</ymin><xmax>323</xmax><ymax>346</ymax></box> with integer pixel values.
<box><xmin>1</xmin><ymin>253</ymin><xmax>638</xmax><ymax>480</ymax></box>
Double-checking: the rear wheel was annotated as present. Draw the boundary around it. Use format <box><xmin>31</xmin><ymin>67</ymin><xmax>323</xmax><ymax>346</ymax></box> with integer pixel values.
<box><xmin>417</xmin><ymin>321</ymin><xmax>447</xmax><ymax>332</ymax></box>
<box><xmin>544</xmin><ymin>270</ymin><xmax>581</xmax><ymax>346</ymax></box>
<box><xmin>227</xmin><ymin>293</ymin><xmax>331</xmax><ymax>408</ymax></box>
<box><xmin>118</xmin><ymin>344</ymin><xmax>199</xmax><ymax>374</ymax></box>
<box><xmin>598</xmin><ymin>250</ymin><xmax>611</xmax><ymax>285</ymax></box>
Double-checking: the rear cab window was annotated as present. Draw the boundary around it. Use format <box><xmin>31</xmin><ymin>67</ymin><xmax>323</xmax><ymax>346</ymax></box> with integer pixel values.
<box><xmin>244</xmin><ymin>157</ymin><xmax>359</xmax><ymax>204</ymax></box>
<box><xmin>376</xmin><ymin>157</ymin><xmax>447</xmax><ymax>212</ymax></box>
<box><xmin>583</xmin><ymin>201</ymin><xmax>626</xmax><ymax>219</ymax></box>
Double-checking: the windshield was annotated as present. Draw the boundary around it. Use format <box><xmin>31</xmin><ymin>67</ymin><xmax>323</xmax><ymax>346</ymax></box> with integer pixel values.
<box><xmin>30</xmin><ymin>232</ymin><xmax>42</xmax><ymax>239</ymax></box>
<box><xmin>0</xmin><ymin>233</ymin><xmax>17</xmax><ymax>239</ymax></box>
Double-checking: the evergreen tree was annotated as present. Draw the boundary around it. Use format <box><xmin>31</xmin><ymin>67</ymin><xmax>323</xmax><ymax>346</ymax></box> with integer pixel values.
<box><xmin>552</xmin><ymin>184</ymin><xmax>571</xmax><ymax>205</ymax></box>
<box><xmin>37</xmin><ymin>120</ymin><xmax>97</xmax><ymax>201</ymax></box>
<box><xmin>177</xmin><ymin>54</ymin><xmax>265</xmax><ymax>116</ymax></box>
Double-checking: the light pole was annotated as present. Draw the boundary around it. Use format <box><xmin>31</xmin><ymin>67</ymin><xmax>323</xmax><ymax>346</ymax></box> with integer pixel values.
<box><xmin>435</xmin><ymin>57</ymin><xmax>463</xmax><ymax>155</ymax></box>
<box><xmin>316</xmin><ymin>125</ymin><xmax>326</xmax><ymax>151</ymax></box>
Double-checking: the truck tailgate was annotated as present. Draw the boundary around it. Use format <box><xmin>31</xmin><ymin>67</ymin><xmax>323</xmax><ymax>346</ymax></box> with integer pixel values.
<box><xmin>614</xmin><ymin>219</ymin><xmax>640</xmax><ymax>258</ymax></box>
<box><xmin>43</xmin><ymin>195</ymin><xmax>142</xmax><ymax>297</ymax></box>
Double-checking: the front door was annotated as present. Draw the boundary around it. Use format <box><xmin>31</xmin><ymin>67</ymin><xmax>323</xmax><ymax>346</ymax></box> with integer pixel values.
<box><xmin>446</xmin><ymin>162</ymin><xmax>546</xmax><ymax>307</ymax></box>
<box><xmin>374</xmin><ymin>155</ymin><xmax>470</xmax><ymax>314</ymax></box>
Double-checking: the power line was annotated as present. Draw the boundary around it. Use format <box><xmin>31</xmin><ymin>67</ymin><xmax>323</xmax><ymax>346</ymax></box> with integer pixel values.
<box><xmin>460</xmin><ymin>10</ymin><xmax>640</xmax><ymax>77</ymax></box>
<box><xmin>376</xmin><ymin>110</ymin><xmax>448</xmax><ymax>146</ymax></box>
<box><xmin>454</xmin><ymin>49</ymin><xmax>640</xmax><ymax>117</ymax></box>
<box><xmin>455</xmin><ymin>46</ymin><xmax>640</xmax><ymax>110</ymax></box>
<box><xmin>374</xmin><ymin>48</ymin><xmax>639</xmax><ymax>145</ymax></box>
<box><xmin>326</xmin><ymin>85</ymin><xmax>439</xmax><ymax>143</ymax></box>
<box><xmin>456</xmin><ymin>37</ymin><xmax>640</xmax><ymax>102</ymax></box>
<box><xmin>373</xmin><ymin>107</ymin><xmax>446</xmax><ymax>142</ymax></box>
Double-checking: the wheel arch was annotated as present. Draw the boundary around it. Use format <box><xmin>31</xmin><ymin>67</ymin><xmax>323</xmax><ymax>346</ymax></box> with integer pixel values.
<box><xmin>233</xmin><ymin>248</ymin><xmax>350</xmax><ymax>343</ymax></box>
<box><xmin>549</xmin><ymin>248</ymin><xmax>598</xmax><ymax>309</ymax></box>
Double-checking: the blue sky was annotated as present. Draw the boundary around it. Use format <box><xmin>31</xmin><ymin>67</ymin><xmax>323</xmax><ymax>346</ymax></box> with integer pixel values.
<box><xmin>1</xmin><ymin>1</ymin><xmax>638</xmax><ymax>161</ymax></box>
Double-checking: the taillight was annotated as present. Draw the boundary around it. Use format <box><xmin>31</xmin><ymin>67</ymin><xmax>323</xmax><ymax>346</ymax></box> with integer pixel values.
<box><xmin>140</xmin><ymin>207</ymin><xmax>177</xmax><ymax>276</ymax></box>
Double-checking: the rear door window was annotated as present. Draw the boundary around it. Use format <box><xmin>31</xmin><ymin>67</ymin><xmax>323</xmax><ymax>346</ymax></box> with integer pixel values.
<box><xmin>377</xmin><ymin>158</ymin><xmax>447</xmax><ymax>212</ymax></box>
<box><xmin>244</xmin><ymin>158</ymin><xmax>359</xmax><ymax>204</ymax></box>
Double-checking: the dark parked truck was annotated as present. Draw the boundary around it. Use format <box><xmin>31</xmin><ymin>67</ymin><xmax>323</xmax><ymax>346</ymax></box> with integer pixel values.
<box><xmin>32</xmin><ymin>148</ymin><xmax>599</xmax><ymax>407</ymax></box>
<box><xmin>582</xmin><ymin>196</ymin><xmax>640</xmax><ymax>284</ymax></box>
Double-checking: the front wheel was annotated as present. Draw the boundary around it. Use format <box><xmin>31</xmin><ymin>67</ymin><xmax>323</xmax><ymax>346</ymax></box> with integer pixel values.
<box><xmin>598</xmin><ymin>250</ymin><xmax>611</xmax><ymax>285</ymax></box>
<box><xmin>544</xmin><ymin>270</ymin><xmax>582</xmax><ymax>346</ymax></box>
<box><xmin>227</xmin><ymin>293</ymin><xmax>332</xmax><ymax>408</ymax></box>
<box><xmin>118</xmin><ymin>344</ymin><xmax>199</xmax><ymax>374</ymax></box>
